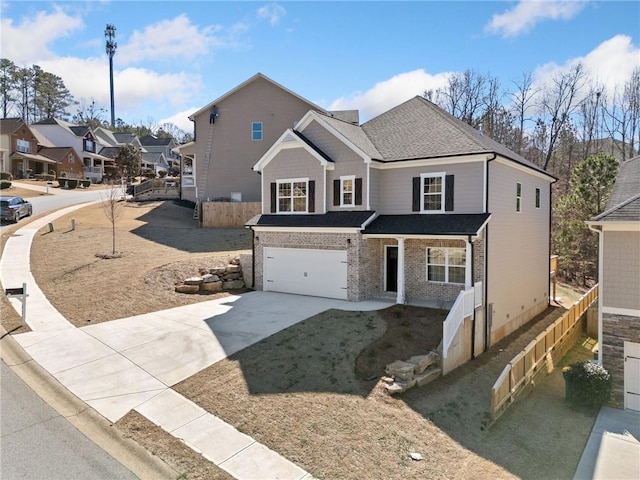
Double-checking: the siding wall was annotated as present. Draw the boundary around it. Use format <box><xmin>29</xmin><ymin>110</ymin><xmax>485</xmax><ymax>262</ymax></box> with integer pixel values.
<box><xmin>602</xmin><ymin>231</ymin><xmax>640</xmax><ymax>310</ymax></box>
<box><xmin>486</xmin><ymin>160</ymin><xmax>551</xmax><ymax>344</ymax></box>
<box><xmin>260</xmin><ymin>147</ymin><xmax>324</xmax><ymax>214</ymax></box>
<box><xmin>375</xmin><ymin>161</ymin><xmax>484</xmax><ymax>214</ymax></box>
<box><xmin>192</xmin><ymin>77</ymin><xmax>319</xmax><ymax>203</ymax></box>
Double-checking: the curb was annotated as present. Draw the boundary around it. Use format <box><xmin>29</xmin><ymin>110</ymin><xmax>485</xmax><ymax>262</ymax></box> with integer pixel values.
<box><xmin>0</xmin><ymin>325</ymin><xmax>178</xmax><ymax>480</ymax></box>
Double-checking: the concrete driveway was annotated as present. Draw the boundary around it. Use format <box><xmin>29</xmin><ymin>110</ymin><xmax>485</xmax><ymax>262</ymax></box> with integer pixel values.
<box><xmin>13</xmin><ymin>291</ymin><xmax>388</xmax><ymax>422</ymax></box>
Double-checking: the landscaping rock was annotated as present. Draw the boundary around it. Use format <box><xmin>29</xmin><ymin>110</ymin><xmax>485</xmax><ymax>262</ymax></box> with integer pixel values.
<box><xmin>410</xmin><ymin>452</ymin><xmax>424</xmax><ymax>461</ymax></box>
<box><xmin>385</xmin><ymin>378</ymin><xmax>416</xmax><ymax>394</ymax></box>
<box><xmin>223</xmin><ymin>272</ymin><xmax>242</xmax><ymax>281</ymax></box>
<box><xmin>200</xmin><ymin>281</ymin><xmax>223</xmax><ymax>293</ymax></box>
<box><xmin>380</xmin><ymin>376</ymin><xmax>395</xmax><ymax>385</ymax></box>
<box><xmin>175</xmin><ymin>284</ymin><xmax>200</xmax><ymax>294</ymax></box>
<box><xmin>385</xmin><ymin>360</ymin><xmax>416</xmax><ymax>381</ymax></box>
<box><xmin>415</xmin><ymin>368</ymin><xmax>442</xmax><ymax>387</ymax></box>
<box><xmin>223</xmin><ymin>279</ymin><xmax>245</xmax><ymax>290</ymax></box>
<box><xmin>184</xmin><ymin>276</ymin><xmax>204</xmax><ymax>285</ymax></box>
<box><xmin>225</xmin><ymin>265</ymin><xmax>241</xmax><ymax>274</ymax></box>
<box><xmin>202</xmin><ymin>274</ymin><xmax>219</xmax><ymax>283</ymax></box>
<box><xmin>210</xmin><ymin>266</ymin><xmax>226</xmax><ymax>275</ymax></box>
<box><xmin>408</xmin><ymin>352</ymin><xmax>439</xmax><ymax>374</ymax></box>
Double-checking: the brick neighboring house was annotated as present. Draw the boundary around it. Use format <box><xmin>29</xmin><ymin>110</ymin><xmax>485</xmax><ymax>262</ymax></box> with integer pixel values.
<box><xmin>38</xmin><ymin>147</ymin><xmax>84</xmax><ymax>178</ymax></box>
<box><xmin>31</xmin><ymin>118</ymin><xmax>113</xmax><ymax>182</ymax></box>
<box><xmin>174</xmin><ymin>73</ymin><xmax>340</xmax><ymax>204</ymax></box>
<box><xmin>0</xmin><ymin>118</ymin><xmax>57</xmax><ymax>177</ymax></box>
<box><xmin>249</xmin><ymin>96</ymin><xmax>556</xmax><ymax>353</ymax></box>
<box><xmin>587</xmin><ymin>155</ymin><xmax>640</xmax><ymax>410</ymax></box>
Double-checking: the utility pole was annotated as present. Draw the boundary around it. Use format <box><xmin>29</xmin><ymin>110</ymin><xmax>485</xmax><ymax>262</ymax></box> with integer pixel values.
<box><xmin>105</xmin><ymin>24</ymin><xmax>117</xmax><ymax>128</ymax></box>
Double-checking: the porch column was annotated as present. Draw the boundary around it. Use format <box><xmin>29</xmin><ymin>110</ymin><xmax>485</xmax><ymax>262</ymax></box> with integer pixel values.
<box><xmin>465</xmin><ymin>238</ymin><xmax>472</xmax><ymax>289</ymax></box>
<box><xmin>396</xmin><ymin>237</ymin><xmax>405</xmax><ymax>304</ymax></box>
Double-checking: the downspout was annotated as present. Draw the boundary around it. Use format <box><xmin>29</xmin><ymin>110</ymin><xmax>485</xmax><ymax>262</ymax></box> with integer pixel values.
<box><xmin>483</xmin><ymin>153</ymin><xmax>496</xmax><ymax>352</ymax></box>
<box><xmin>588</xmin><ymin>224</ymin><xmax>603</xmax><ymax>364</ymax></box>
<box><xmin>548</xmin><ymin>178</ymin><xmax>557</xmax><ymax>307</ymax></box>
<box><xmin>469</xmin><ymin>234</ymin><xmax>476</xmax><ymax>358</ymax></box>
<box><xmin>250</xmin><ymin>227</ymin><xmax>256</xmax><ymax>289</ymax></box>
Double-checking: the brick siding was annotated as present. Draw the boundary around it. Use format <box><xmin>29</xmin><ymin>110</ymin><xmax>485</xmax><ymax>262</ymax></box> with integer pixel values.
<box><xmin>602</xmin><ymin>312</ymin><xmax>640</xmax><ymax>406</ymax></box>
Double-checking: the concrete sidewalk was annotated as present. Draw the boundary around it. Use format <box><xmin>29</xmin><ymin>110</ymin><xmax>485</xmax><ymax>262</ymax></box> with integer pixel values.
<box><xmin>0</xmin><ymin>204</ymin><xmax>388</xmax><ymax>480</ymax></box>
<box><xmin>11</xmin><ymin>180</ymin><xmax>68</xmax><ymax>195</ymax></box>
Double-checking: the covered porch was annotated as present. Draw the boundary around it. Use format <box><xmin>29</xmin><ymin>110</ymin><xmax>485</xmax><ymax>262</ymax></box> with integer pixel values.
<box><xmin>9</xmin><ymin>152</ymin><xmax>57</xmax><ymax>178</ymax></box>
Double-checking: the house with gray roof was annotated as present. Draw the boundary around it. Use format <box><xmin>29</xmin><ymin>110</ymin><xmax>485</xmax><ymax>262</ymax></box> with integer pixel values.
<box><xmin>250</xmin><ymin>96</ymin><xmax>556</xmax><ymax>360</ymax></box>
<box><xmin>587</xmin><ymin>155</ymin><xmax>640</xmax><ymax>410</ymax></box>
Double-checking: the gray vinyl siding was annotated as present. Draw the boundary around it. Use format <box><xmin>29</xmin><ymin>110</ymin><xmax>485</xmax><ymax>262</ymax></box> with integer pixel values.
<box><xmin>602</xmin><ymin>231</ymin><xmax>640</xmax><ymax>311</ymax></box>
<box><xmin>192</xmin><ymin>76</ymin><xmax>319</xmax><ymax>202</ymax></box>
<box><xmin>261</xmin><ymin>147</ymin><xmax>324</xmax><ymax>214</ymax></box>
<box><xmin>369</xmin><ymin>166</ymin><xmax>381</xmax><ymax>211</ymax></box>
<box><xmin>486</xmin><ymin>160</ymin><xmax>551</xmax><ymax>342</ymax></box>
<box><xmin>376</xmin><ymin>161</ymin><xmax>484</xmax><ymax>214</ymax></box>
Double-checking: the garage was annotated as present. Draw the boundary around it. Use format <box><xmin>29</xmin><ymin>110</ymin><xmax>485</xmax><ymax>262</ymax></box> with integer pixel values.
<box><xmin>624</xmin><ymin>342</ymin><xmax>640</xmax><ymax>411</ymax></box>
<box><xmin>263</xmin><ymin>247</ymin><xmax>348</xmax><ymax>300</ymax></box>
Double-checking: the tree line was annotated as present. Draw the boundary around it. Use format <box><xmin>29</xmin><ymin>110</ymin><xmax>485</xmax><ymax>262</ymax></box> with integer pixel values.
<box><xmin>0</xmin><ymin>58</ymin><xmax>192</xmax><ymax>143</ymax></box>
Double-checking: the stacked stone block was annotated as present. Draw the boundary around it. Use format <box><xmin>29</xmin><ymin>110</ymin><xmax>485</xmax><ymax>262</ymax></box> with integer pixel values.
<box><xmin>175</xmin><ymin>258</ymin><xmax>245</xmax><ymax>294</ymax></box>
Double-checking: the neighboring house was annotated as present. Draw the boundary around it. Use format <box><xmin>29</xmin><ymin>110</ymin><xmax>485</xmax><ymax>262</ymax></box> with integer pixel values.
<box><xmin>31</xmin><ymin>118</ymin><xmax>113</xmax><ymax>182</ymax></box>
<box><xmin>0</xmin><ymin>118</ymin><xmax>57</xmax><ymax>177</ymax></box>
<box><xmin>39</xmin><ymin>147</ymin><xmax>84</xmax><ymax>179</ymax></box>
<box><xmin>140</xmin><ymin>135</ymin><xmax>180</xmax><ymax>171</ymax></box>
<box><xmin>249</xmin><ymin>96</ymin><xmax>556</xmax><ymax>352</ymax></box>
<box><xmin>141</xmin><ymin>151</ymin><xmax>170</xmax><ymax>174</ymax></box>
<box><xmin>587</xmin><ymin>155</ymin><xmax>640</xmax><ymax>410</ymax></box>
<box><xmin>175</xmin><ymin>73</ymin><xmax>336</xmax><ymax>203</ymax></box>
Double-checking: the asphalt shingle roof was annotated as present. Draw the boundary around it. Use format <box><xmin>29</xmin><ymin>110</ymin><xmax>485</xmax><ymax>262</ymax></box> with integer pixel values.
<box><xmin>317</xmin><ymin>113</ymin><xmax>382</xmax><ymax>159</ymax></box>
<box><xmin>140</xmin><ymin>135</ymin><xmax>174</xmax><ymax>146</ymax></box>
<box><xmin>0</xmin><ymin>118</ymin><xmax>25</xmax><ymax>134</ymax></box>
<box><xmin>363</xmin><ymin>213</ymin><xmax>491</xmax><ymax>236</ymax></box>
<box><xmin>249</xmin><ymin>211</ymin><xmax>376</xmax><ymax>228</ymax></box>
<box><xmin>594</xmin><ymin>155</ymin><xmax>640</xmax><ymax>222</ymax></box>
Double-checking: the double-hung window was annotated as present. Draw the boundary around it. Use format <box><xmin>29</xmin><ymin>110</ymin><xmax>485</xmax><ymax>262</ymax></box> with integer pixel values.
<box><xmin>535</xmin><ymin>187</ymin><xmax>541</xmax><ymax>209</ymax></box>
<box><xmin>421</xmin><ymin>172</ymin><xmax>445</xmax><ymax>213</ymax></box>
<box><xmin>340</xmin><ymin>175</ymin><xmax>355</xmax><ymax>207</ymax></box>
<box><xmin>516</xmin><ymin>182</ymin><xmax>522</xmax><ymax>212</ymax></box>
<box><xmin>427</xmin><ymin>248</ymin><xmax>466</xmax><ymax>284</ymax></box>
<box><xmin>252</xmin><ymin>122</ymin><xmax>263</xmax><ymax>141</ymax></box>
<box><xmin>277</xmin><ymin>179</ymin><xmax>308</xmax><ymax>213</ymax></box>
<box><xmin>16</xmin><ymin>139</ymin><xmax>30</xmax><ymax>153</ymax></box>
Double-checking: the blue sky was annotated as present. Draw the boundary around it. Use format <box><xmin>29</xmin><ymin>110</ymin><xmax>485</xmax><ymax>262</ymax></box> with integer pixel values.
<box><xmin>2</xmin><ymin>1</ymin><xmax>639</xmax><ymax>133</ymax></box>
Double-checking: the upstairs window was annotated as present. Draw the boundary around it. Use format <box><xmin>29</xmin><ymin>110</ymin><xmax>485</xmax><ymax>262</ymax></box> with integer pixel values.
<box><xmin>341</xmin><ymin>175</ymin><xmax>355</xmax><ymax>207</ymax></box>
<box><xmin>516</xmin><ymin>182</ymin><xmax>522</xmax><ymax>212</ymax></box>
<box><xmin>16</xmin><ymin>139</ymin><xmax>30</xmax><ymax>153</ymax></box>
<box><xmin>422</xmin><ymin>173</ymin><xmax>444</xmax><ymax>212</ymax></box>
<box><xmin>68</xmin><ymin>153</ymin><xmax>74</xmax><ymax>163</ymax></box>
<box><xmin>83</xmin><ymin>138</ymin><xmax>95</xmax><ymax>153</ymax></box>
<box><xmin>252</xmin><ymin>122</ymin><xmax>263</xmax><ymax>141</ymax></box>
<box><xmin>427</xmin><ymin>248</ymin><xmax>466</xmax><ymax>284</ymax></box>
<box><xmin>277</xmin><ymin>179</ymin><xmax>308</xmax><ymax>213</ymax></box>
<box><xmin>535</xmin><ymin>187</ymin><xmax>541</xmax><ymax>209</ymax></box>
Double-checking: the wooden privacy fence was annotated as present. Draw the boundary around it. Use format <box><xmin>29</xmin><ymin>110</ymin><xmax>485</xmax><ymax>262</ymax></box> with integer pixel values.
<box><xmin>490</xmin><ymin>284</ymin><xmax>598</xmax><ymax>422</ymax></box>
<box><xmin>202</xmin><ymin>202</ymin><xmax>261</xmax><ymax>228</ymax></box>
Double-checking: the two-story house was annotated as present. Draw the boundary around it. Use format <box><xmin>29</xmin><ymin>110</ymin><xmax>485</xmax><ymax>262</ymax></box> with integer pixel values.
<box><xmin>0</xmin><ymin>118</ymin><xmax>57</xmax><ymax>177</ymax></box>
<box><xmin>587</xmin><ymin>156</ymin><xmax>640</xmax><ymax>410</ymax></box>
<box><xmin>140</xmin><ymin>135</ymin><xmax>180</xmax><ymax>173</ymax></box>
<box><xmin>31</xmin><ymin>118</ymin><xmax>113</xmax><ymax>182</ymax></box>
<box><xmin>175</xmin><ymin>73</ymin><xmax>336</xmax><ymax>204</ymax></box>
<box><xmin>249</xmin><ymin>96</ymin><xmax>555</xmax><ymax>352</ymax></box>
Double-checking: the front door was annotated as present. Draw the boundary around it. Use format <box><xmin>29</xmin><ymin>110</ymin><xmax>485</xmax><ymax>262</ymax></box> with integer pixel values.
<box><xmin>385</xmin><ymin>246</ymin><xmax>398</xmax><ymax>292</ymax></box>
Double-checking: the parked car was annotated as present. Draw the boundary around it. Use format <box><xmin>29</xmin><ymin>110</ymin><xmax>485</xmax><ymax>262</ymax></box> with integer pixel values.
<box><xmin>0</xmin><ymin>196</ymin><xmax>33</xmax><ymax>223</ymax></box>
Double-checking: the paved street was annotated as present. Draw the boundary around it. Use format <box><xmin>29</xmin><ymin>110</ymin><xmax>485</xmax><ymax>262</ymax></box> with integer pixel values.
<box><xmin>0</xmin><ymin>360</ymin><xmax>137</xmax><ymax>480</ymax></box>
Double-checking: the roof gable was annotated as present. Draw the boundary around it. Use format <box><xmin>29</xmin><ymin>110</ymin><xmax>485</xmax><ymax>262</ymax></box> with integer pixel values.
<box><xmin>190</xmin><ymin>72</ymin><xmax>327</xmax><ymax>120</ymax></box>
<box><xmin>593</xmin><ymin>156</ymin><xmax>640</xmax><ymax>222</ymax></box>
<box><xmin>253</xmin><ymin>128</ymin><xmax>334</xmax><ymax>172</ymax></box>
<box><xmin>0</xmin><ymin>118</ymin><xmax>26</xmax><ymax>135</ymax></box>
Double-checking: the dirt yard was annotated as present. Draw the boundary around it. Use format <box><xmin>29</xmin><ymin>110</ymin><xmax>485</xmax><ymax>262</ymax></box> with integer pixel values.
<box><xmin>2</xmin><ymin>199</ymin><xmax>598</xmax><ymax>479</ymax></box>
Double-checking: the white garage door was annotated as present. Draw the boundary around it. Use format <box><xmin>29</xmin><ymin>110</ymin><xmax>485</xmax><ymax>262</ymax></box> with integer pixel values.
<box><xmin>263</xmin><ymin>247</ymin><xmax>348</xmax><ymax>300</ymax></box>
<box><xmin>624</xmin><ymin>342</ymin><xmax>640</xmax><ymax>411</ymax></box>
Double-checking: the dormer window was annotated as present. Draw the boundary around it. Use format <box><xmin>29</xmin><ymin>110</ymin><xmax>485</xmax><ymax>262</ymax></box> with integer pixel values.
<box><xmin>84</xmin><ymin>138</ymin><xmax>95</xmax><ymax>153</ymax></box>
<box><xmin>340</xmin><ymin>175</ymin><xmax>355</xmax><ymax>207</ymax></box>
<box><xmin>277</xmin><ymin>178</ymin><xmax>307</xmax><ymax>213</ymax></box>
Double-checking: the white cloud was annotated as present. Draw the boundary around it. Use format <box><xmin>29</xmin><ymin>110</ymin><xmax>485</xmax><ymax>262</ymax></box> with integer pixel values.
<box><xmin>0</xmin><ymin>6</ymin><xmax>84</xmax><ymax>63</ymax></box>
<box><xmin>118</xmin><ymin>14</ymin><xmax>229</xmax><ymax>64</ymax></box>
<box><xmin>532</xmin><ymin>35</ymin><xmax>640</xmax><ymax>98</ymax></box>
<box><xmin>257</xmin><ymin>3</ymin><xmax>286</xmax><ymax>26</ymax></box>
<box><xmin>486</xmin><ymin>0</ymin><xmax>587</xmax><ymax>38</ymax></box>
<box><xmin>160</xmin><ymin>108</ymin><xmax>198</xmax><ymax>133</ymax></box>
<box><xmin>328</xmin><ymin>69</ymin><xmax>452</xmax><ymax>121</ymax></box>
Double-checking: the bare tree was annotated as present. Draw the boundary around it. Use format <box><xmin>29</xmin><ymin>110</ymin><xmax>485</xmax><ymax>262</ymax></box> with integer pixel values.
<box><xmin>510</xmin><ymin>72</ymin><xmax>537</xmax><ymax>155</ymax></box>
<box><xmin>100</xmin><ymin>182</ymin><xmax>125</xmax><ymax>256</ymax></box>
<box><xmin>605</xmin><ymin>67</ymin><xmax>640</xmax><ymax>161</ymax></box>
<box><xmin>538</xmin><ymin>63</ymin><xmax>587</xmax><ymax>170</ymax></box>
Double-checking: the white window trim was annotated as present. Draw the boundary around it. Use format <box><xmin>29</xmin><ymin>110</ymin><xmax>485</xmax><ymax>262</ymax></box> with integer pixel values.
<box><xmin>251</xmin><ymin>122</ymin><xmax>263</xmax><ymax>141</ymax></box>
<box><xmin>426</xmin><ymin>247</ymin><xmax>466</xmax><ymax>284</ymax></box>
<box><xmin>340</xmin><ymin>175</ymin><xmax>355</xmax><ymax>208</ymax></box>
<box><xmin>420</xmin><ymin>172</ymin><xmax>446</xmax><ymax>214</ymax></box>
<box><xmin>16</xmin><ymin>139</ymin><xmax>30</xmax><ymax>153</ymax></box>
<box><xmin>276</xmin><ymin>177</ymin><xmax>309</xmax><ymax>214</ymax></box>
<box><xmin>516</xmin><ymin>182</ymin><xmax>522</xmax><ymax>213</ymax></box>
<box><xmin>535</xmin><ymin>187</ymin><xmax>541</xmax><ymax>209</ymax></box>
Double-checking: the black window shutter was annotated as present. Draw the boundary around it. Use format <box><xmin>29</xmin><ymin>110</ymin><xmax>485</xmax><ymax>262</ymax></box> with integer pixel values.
<box><xmin>412</xmin><ymin>177</ymin><xmax>420</xmax><ymax>212</ymax></box>
<box><xmin>308</xmin><ymin>180</ymin><xmax>315</xmax><ymax>212</ymax></box>
<box><xmin>445</xmin><ymin>175</ymin><xmax>455</xmax><ymax>211</ymax></box>
<box><xmin>333</xmin><ymin>179</ymin><xmax>340</xmax><ymax>206</ymax></box>
<box><xmin>270</xmin><ymin>182</ymin><xmax>276</xmax><ymax>213</ymax></box>
<box><xmin>355</xmin><ymin>178</ymin><xmax>363</xmax><ymax>206</ymax></box>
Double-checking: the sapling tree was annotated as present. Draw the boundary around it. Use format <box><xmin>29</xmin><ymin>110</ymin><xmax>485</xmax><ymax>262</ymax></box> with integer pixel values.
<box><xmin>100</xmin><ymin>182</ymin><xmax>125</xmax><ymax>256</ymax></box>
